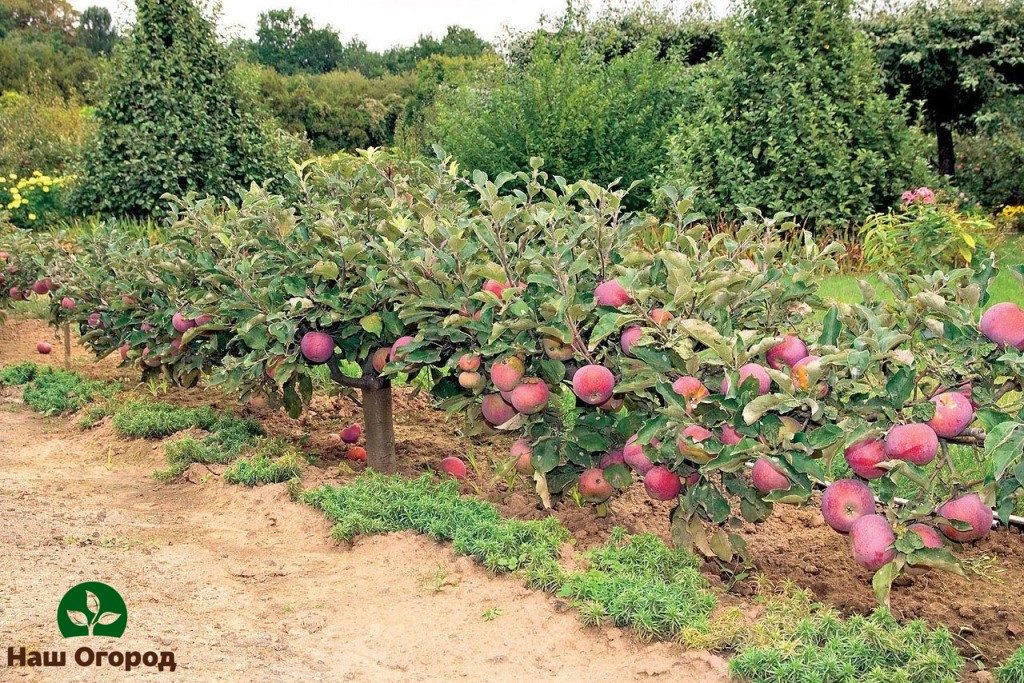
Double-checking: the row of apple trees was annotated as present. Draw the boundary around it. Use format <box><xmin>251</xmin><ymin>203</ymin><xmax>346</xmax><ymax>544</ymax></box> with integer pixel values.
<box><xmin>1</xmin><ymin>150</ymin><xmax>1022</xmax><ymax>597</ymax></box>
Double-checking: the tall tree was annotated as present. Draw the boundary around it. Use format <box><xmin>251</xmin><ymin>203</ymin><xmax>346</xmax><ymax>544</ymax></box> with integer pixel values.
<box><xmin>864</xmin><ymin>0</ymin><xmax>1024</xmax><ymax>178</ymax></box>
<box><xmin>74</xmin><ymin>0</ymin><xmax>283</xmax><ymax>218</ymax></box>
<box><xmin>253</xmin><ymin>8</ymin><xmax>343</xmax><ymax>75</ymax></box>
<box><xmin>78</xmin><ymin>5</ymin><xmax>117</xmax><ymax>55</ymax></box>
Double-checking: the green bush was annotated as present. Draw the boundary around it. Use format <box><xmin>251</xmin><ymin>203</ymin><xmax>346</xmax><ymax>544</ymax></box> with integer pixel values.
<box><xmin>1</xmin><ymin>168</ymin><xmax>74</xmax><ymax>229</ymax></box>
<box><xmin>956</xmin><ymin>99</ymin><xmax>1024</xmax><ymax>209</ymax></box>
<box><xmin>0</xmin><ymin>90</ymin><xmax>90</xmax><ymax>175</ymax></box>
<box><xmin>72</xmin><ymin>0</ymin><xmax>286</xmax><ymax>218</ymax></box>
<box><xmin>860</xmin><ymin>194</ymin><xmax>998</xmax><ymax>272</ymax></box>
<box><xmin>0</xmin><ymin>33</ymin><xmax>100</xmax><ymax>102</ymax></box>
<box><xmin>667</xmin><ymin>0</ymin><xmax>931</xmax><ymax>229</ymax></box>
<box><xmin>429</xmin><ymin>35</ymin><xmax>686</xmax><ymax>208</ymax></box>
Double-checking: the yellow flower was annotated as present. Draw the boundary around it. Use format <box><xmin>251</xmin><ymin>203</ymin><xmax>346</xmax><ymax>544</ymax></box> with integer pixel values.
<box><xmin>28</xmin><ymin>213</ymin><xmax>36</xmax><ymax>221</ymax></box>
<box><xmin>43</xmin><ymin>186</ymin><xmax>50</xmax><ymax>193</ymax></box>
<box><xmin>8</xmin><ymin>173</ymin><xmax>15</xmax><ymax>179</ymax></box>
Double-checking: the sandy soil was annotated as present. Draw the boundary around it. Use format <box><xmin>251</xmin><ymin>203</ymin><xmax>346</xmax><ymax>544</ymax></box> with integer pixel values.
<box><xmin>0</xmin><ymin>321</ymin><xmax>729</xmax><ymax>682</ymax></box>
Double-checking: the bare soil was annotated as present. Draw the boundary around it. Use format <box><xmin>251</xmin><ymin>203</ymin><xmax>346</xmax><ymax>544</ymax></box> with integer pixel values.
<box><xmin>3</xmin><ymin>315</ymin><xmax>1023</xmax><ymax>670</ymax></box>
<box><xmin>0</xmin><ymin>317</ymin><xmax>730</xmax><ymax>681</ymax></box>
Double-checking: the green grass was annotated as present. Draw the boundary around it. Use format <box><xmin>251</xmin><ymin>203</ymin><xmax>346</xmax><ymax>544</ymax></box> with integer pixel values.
<box><xmin>111</xmin><ymin>400</ymin><xmax>220</xmax><ymax>438</ymax></box>
<box><xmin>820</xmin><ymin>234</ymin><xmax>1024</xmax><ymax>306</ymax></box>
<box><xmin>998</xmin><ymin>646</ymin><xmax>1024</xmax><ymax>683</ymax></box>
<box><xmin>105</xmin><ymin>398</ymin><xmax>263</xmax><ymax>480</ymax></box>
<box><xmin>727</xmin><ymin>589</ymin><xmax>964</xmax><ymax>683</ymax></box>
<box><xmin>0</xmin><ymin>361</ymin><xmax>39</xmax><ymax>386</ymax></box>
<box><xmin>20</xmin><ymin>368</ymin><xmax>117</xmax><ymax>416</ymax></box>
<box><xmin>224</xmin><ymin>438</ymin><xmax>304</xmax><ymax>486</ymax></box>
<box><xmin>302</xmin><ymin>472</ymin><xmax>570</xmax><ymax>578</ymax></box>
<box><xmin>0</xmin><ymin>362</ymin><xmax>117</xmax><ymax>416</ymax></box>
<box><xmin>153</xmin><ymin>413</ymin><xmax>263</xmax><ymax>481</ymax></box>
<box><xmin>558</xmin><ymin>528</ymin><xmax>718</xmax><ymax>640</ymax></box>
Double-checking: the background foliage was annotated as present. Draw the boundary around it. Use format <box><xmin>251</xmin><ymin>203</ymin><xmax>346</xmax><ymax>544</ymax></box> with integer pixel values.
<box><xmin>667</xmin><ymin>0</ymin><xmax>931</xmax><ymax>229</ymax></box>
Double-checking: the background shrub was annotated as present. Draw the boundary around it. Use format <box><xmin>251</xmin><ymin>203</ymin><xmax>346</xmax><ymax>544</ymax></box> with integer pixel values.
<box><xmin>429</xmin><ymin>35</ymin><xmax>685</xmax><ymax>208</ymax></box>
<box><xmin>0</xmin><ymin>90</ymin><xmax>90</xmax><ymax>174</ymax></box>
<box><xmin>72</xmin><ymin>0</ymin><xmax>286</xmax><ymax>218</ymax></box>
<box><xmin>955</xmin><ymin>99</ymin><xmax>1024</xmax><ymax>209</ymax></box>
<box><xmin>667</xmin><ymin>0</ymin><xmax>931</xmax><ymax>229</ymax></box>
<box><xmin>859</xmin><ymin>196</ymin><xmax>999</xmax><ymax>272</ymax></box>
<box><xmin>249</xmin><ymin>65</ymin><xmax>416</xmax><ymax>153</ymax></box>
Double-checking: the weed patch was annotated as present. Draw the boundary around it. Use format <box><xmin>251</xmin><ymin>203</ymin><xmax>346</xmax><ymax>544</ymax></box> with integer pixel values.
<box><xmin>998</xmin><ymin>646</ymin><xmax>1024</xmax><ymax>683</ymax></box>
<box><xmin>106</xmin><ymin>399</ymin><xmax>267</xmax><ymax>481</ymax></box>
<box><xmin>302</xmin><ymin>473</ymin><xmax>568</xmax><ymax>578</ymax></box>
<box><xmin>727</xmin><ymin>589</ymin><xmax>964</xmax><ymax>683</ymax></box>
<box><xmin>21</xmin><ymin>368</ymin><xmax>117</xmax><ymax>416</ymax></box>
<box><xmin>112</xmin><ymin>400</ymin><xmax>219</xmax><ymax>438</ymax></box>
<box><xmin>0</xmin><ymin>362</ymin><xmax>38</xmax><ymax>386</ymax></box>
<box><xmin>558</xmin><ymin>528</ymin><xmax>717</xmax><ymax>640</ymax></box>
<box><xmin>224</xmin><ymin>439</ymin><xmax>304</xmax><ymax>486</ymax></box>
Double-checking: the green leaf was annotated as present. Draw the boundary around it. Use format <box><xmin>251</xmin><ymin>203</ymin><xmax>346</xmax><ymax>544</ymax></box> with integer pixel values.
<box><xmin>818</xmin><ymin>306</ymin><xmax>841</xmax><ymax>346</ymax></box>
<box><xmin>906</xmin><ymin>548</ymin><xmax>965</xmax><ymax>576</ymax></box>
<box><xmin>312</xmin><ymin>261</ymin><xmax>339</xmax><ymax>280</ymax></box>
<box><xmin>872</xmin><ymin>560</ymin><xmax>899</xmax><ymax>607</ymax></box>
<box><xmin>240</xmin><ymin>326</ymin><xmax>268</xmax><ymax>351</ymax></box>
<box><xmin>986</xmin><ymin>421</ymin><xmax>1024</xmax><ymax>480</ymax></box>
<box><xmin>359</xmin><ymin>313</ymin><xmax>383</xmax><ymax>335</ymax></box>
<box><xmin>531</xmin><ymin>439</ymin><xmax>560</xmax><ymax>474</ymax></box>
<box><xmin>602</xmin><ymin>463</ymin><xmax>632</xmax><ymax>489</ymax></box>
<box><xmin>588</xmin><ymin>313</ymin><xmax>625</xmax><ymax>351</ymax></box>
<box><xmin>885</xmin><ymin>367</ymin><xmax>916</xmax><ymax>408</ymax></box>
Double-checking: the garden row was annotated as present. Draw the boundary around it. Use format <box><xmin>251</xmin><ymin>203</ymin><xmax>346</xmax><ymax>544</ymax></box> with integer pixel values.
<box><xmin>1</xmin><ymin>151</ymin><xmax>1024</xmax><ymax>601</ymax></box>
<box><xmin>3</xmin><ymin>360</ymin><xmax>1001</xmax><ymax>682</ymax></box>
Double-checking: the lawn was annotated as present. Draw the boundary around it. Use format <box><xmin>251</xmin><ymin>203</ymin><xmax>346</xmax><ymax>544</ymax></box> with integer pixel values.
<box><xmin>818</xmin><ymin>234</ymin><xmax>1024</xmax><ymax>306</ymax></box>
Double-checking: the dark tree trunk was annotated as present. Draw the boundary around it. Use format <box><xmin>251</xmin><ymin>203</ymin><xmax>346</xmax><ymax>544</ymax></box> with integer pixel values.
<box><xmin>63</xmin><ymin>323</ymin><xmax>71</xmax><ymax>370</ymax></box>
<box><xmin>362</xmin><ymin>381</ymin><xmax>396</xmax><ymax>473</ymax></box>
<box><xmin>936</xmin><ymin>121</ymin><xmax>956</xmax><ymax>178</ymax></box>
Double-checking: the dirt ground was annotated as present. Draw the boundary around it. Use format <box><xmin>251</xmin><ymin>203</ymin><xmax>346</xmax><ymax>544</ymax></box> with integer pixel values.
<box><xmin>3</xmin><ymin>315</ymin><xmax>1023</xmax><ymax>671</ymax></box>
<box><xmin>0</xmin><ymin>317</ymin><xmax>730</xmax><ymax>682</ymax></box>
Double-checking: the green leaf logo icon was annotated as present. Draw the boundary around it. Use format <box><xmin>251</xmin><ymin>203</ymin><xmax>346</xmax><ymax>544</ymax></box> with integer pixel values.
<box><xmin>57</xmin><ymin>582</ymin><xmax>127</xmax><ymax>638</ymax></box>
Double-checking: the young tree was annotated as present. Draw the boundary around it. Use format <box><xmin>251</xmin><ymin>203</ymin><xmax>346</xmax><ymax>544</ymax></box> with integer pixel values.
<box><xmin>73</xmin><ymin>0</ymin><xmax>284</xmax><ymax>218</ymax></box>
<box><xmin>864</xmin><ymin>0</ymin><xmax>1024</xmax><ymax>178</ymax></box>
<box><xmin>668</xmin><ymin>0</ymin><xmax>929</xmax><ymax>229</ymax></box>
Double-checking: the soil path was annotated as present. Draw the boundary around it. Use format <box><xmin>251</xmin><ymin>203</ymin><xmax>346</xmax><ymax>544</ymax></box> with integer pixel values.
<box><xmin>0</xmin><ymin>400</ymin><xmax>729</xmax><ymax>681</ymax></box>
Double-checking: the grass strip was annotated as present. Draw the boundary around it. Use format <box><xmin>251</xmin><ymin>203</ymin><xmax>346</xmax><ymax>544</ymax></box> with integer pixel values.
<box><xmin>224</xmin><ymin>438</ymin><xmax>304</xmax><ymax>486</ymax></box>
<box><xmin>726</xmin><ymin>588</ymin><xmax>964</xmax><ymax>683</ymax></box>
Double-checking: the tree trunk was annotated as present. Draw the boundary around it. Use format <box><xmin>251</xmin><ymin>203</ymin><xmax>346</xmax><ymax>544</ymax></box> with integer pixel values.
<box><xmin>63</xmin><ymin>323</ymin><xmax>71</xmax><ymax>370</ymax></box>
<box><xmin>362</xmin><ymin>381</ymin><xmax>396</xmax><ymax>473</ymax></box>
<box><xmin>936</xmin><ymin>121</ymin><xmax>956</xmax><ymax>178</ymax></box>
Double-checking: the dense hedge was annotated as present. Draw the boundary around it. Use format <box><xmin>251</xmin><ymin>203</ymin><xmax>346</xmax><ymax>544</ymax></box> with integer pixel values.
<box><xmin>667</xmin><ymin>0</ymin><xmax>931</xmax><ymax>229</ymax></box>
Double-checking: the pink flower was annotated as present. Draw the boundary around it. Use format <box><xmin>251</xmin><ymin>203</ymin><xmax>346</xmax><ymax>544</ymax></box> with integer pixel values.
<box><xmin>913</xmin><ymin>187</ymin><xmax>936</xmax><ymax>204</ymax></box>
